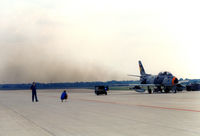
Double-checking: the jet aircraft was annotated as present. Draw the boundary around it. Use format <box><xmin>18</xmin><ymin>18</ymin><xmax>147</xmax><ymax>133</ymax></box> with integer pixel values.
<box><xmin>129</xmin><ymin>61</ymin><xmax>179</xmax><ymax>93</ymax></box>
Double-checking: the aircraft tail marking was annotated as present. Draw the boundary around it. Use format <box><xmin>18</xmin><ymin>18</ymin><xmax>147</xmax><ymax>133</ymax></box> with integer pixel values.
<box><xmin>139</xmin><ymin>60</ymin><xmax>146</xmax><ymax>76</ymax></box>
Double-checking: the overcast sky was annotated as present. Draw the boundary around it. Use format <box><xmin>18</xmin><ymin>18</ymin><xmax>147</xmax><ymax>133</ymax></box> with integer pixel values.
<box><xmin>0</xmin><ymin>0</ymin><xmax>200</xmax><ymax>83</ymax></box>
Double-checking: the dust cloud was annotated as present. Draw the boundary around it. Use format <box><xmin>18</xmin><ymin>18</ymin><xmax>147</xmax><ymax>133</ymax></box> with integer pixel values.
<box><xmin>0</xmin><ymin>45</ymin><xmax>122</xmax><ymax>83</ymax></box>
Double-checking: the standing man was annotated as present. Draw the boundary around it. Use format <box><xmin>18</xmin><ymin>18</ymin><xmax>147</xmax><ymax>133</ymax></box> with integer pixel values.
<box><xmin>30</xmin><ymin>82</ymin><xmax>39</xmax><ymax>102</ymax></box>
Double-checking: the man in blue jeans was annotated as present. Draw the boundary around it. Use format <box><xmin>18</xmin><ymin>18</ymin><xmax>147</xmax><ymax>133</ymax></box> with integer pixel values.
<box><xmin>30</xmin><ymin>82</ymin><xmax>39</xmax><ymax>102</ymax></box>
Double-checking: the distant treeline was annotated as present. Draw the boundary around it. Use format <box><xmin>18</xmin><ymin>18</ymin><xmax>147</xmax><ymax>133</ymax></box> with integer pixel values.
<box><xmin>0</xmin><ymin>80</ymin><xmax>140</xmax><ymax>90</ymax></box>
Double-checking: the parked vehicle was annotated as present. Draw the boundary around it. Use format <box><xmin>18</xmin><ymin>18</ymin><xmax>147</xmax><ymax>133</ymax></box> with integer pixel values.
<box><xmin>94</xmin><ymin>86</ymin><xmax>109</xmax><ymax>95</ymax></box>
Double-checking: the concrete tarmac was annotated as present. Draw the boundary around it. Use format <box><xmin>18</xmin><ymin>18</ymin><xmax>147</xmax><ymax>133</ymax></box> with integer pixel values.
<box><xmin>0</xmin><ymin>89</ymin><xmax>200</xmax><ymax>136</ymax></box>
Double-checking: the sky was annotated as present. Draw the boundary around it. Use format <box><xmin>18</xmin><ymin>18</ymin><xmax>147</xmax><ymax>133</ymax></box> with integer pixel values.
<box><xmin>0</xmin><ymin>0</ymin><xmax>200</xmax><ymax>83</ymax></box>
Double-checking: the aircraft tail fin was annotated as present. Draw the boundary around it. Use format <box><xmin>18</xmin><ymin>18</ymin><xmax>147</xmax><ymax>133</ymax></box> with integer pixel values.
<box><xmin>139</xmin><ymin>60</ymin><xmax>146</xmax><ymax>76</ymax></box>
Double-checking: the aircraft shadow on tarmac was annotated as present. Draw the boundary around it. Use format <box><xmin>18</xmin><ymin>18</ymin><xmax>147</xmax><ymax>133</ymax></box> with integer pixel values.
<box><xmin>106</xmin><ymin>91</ymin><xmax>186</xmax><ymax>96</ymax></box>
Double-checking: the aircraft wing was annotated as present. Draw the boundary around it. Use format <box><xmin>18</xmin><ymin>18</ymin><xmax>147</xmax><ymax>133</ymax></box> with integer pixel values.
<box><xmin>129</xmin><ymin>84</ymin><xmax>159</xmax><ymax>87</ymax></box>
<box><xmin>129</xmin><ymin>84</ymin><xmax>159</xmax><ymax>93</ymax></box>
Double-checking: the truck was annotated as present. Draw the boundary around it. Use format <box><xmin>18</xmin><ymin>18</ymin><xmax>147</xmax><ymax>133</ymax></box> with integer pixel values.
<box><xmin>94</xmin><ymin>86</ymin><xmax>109</xmax><ymax>95</ymax></box>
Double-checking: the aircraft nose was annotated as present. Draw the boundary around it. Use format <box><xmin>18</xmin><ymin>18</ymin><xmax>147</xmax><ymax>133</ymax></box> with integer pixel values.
<box><xmin>174</xmin><ymin>78</ymin><xmax>178</xmax><ymax>84</ymax></box>
<box><xmin>172</xmin><ymin>77</ymin><xmax>178</xmax><ymax>85</ymax></box>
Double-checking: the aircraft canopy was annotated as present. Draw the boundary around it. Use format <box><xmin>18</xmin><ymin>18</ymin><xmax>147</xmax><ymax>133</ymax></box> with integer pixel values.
<box><xmin>158</xmin><ymin>71</ymin><xmax>173</xmax><ymax>76</ymax></box>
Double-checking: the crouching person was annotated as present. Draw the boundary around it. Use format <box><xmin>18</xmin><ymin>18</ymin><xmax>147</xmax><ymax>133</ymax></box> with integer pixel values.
<box><xmin>61</xmin><ymin>90</ymin><xmax>68</xmax><ymax>102</ymax></box>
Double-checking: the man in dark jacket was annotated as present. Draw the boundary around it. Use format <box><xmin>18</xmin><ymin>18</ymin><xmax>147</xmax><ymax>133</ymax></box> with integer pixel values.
<box><xmin>60</xmin><ymin>90</ymin><xmax>68</xmax><ymax>102</ymax></box>
<box><xmin>30</xmin><ymin>82</ymin><xmax>38</xmax><ymax>102</ymax></box>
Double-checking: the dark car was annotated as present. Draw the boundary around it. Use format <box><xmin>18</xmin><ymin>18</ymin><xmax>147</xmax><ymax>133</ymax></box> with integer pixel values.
<box><xmin>95</xmin><ymin>86</ymin><xmax>109</xmax><ymax>95</ymax></box>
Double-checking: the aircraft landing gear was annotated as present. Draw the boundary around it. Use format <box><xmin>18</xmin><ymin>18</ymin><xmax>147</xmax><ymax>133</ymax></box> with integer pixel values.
<box><xmin>164</xmin><ymin>90</ymin><xmax>170</xmax><ymax>93</ymax></box>
<box><xmin>174</xmin><ymin>89</ymin><xmax>177</xmax><ymax>93</ymax></box>
<box><xmin>172</xmin><ymin>87</ymin><xmax>177</xmax><ymax>93</ymax></box>
<box><xmin>154</xmin><ymin>86</ymin><xmax>162</xmax><ymax>93</ymax></box>
<box><xmin>148</xmin><ymin>87</ymin><xmax>152</xmax><ymax>94</ymax></box>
